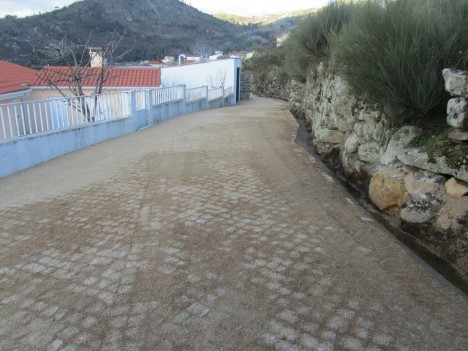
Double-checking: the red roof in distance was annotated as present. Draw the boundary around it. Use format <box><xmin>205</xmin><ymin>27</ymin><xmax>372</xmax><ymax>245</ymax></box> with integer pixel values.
<box><xmin>0</xmin><ymin>61</ymin><xmax>39</xmax><ymax>95</ymax></box>
<box><xmin>33</xmin><ymin>66</ymin><xmax>161</xmax><ymax>88</ymax></box>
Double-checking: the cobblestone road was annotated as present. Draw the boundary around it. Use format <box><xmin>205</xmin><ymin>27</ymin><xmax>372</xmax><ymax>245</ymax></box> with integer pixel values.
<box><xmin>0</xmin><ymin>97</ymin><xmax>466</xmax><ymax>350</ymax></box>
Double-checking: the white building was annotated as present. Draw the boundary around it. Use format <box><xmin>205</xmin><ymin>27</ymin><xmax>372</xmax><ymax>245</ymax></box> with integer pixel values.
<box><xmin>161</xmin><ymin>58</ymin><xmax>242</xmax><ymax>103</ymax></box>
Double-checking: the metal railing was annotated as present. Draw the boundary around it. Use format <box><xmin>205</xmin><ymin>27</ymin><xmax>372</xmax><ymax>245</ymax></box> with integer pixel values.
<box><xmin>1</xmin><ymin>85</ymin><xmax>234</xmax><ymax>141</ymax></box>
<box><xmin>208</xmin><ymin>87</ymin><xmax>223</xmax><ymax>101</ymax></box>
<box><xmin>186</xmin><ymin>86</ymin><xmax>207</xmax><ymax>103</ymax></box>
<box><xmin>0</xmin><ymin>91</ymin><xmax>131</xmax><ymax>140</ymax></box>
<box><xmin>151</xmin><ymin>85</ymin><xmax>184</xmax><ymax>105</ymax></box>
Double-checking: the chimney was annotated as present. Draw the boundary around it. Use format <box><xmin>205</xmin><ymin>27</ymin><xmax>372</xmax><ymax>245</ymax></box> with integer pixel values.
<box><xmin>178</xmin><ymin>54</ymin><xmax>186</xmax><ymax>65</ymax></box>
<box><xmin>89</xmin><ymin>48</ymin><xmax>104</xmax><ymax>68</ymax></box>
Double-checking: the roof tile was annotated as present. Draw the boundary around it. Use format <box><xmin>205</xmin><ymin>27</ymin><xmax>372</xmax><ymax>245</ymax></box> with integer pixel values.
<box><xmin>0</xmin><ymin>61</ymin><xmax>39</xmax><ymax>95</ymax></box>
<box><xmin>33</xmin><ymin>66</ymin><xmax>161</xmax><ymax>88</ymax></box>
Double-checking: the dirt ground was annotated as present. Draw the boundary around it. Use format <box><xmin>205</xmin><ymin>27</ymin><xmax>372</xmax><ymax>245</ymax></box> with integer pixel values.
<box><xmin>0</xmin><ymin>96</ymin><xmax>466</xmax><ymax>350</ymax></box>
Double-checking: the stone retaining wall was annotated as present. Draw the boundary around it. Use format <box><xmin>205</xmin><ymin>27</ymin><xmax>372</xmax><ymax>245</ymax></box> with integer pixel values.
<box><xmin>240</xmin><ymin>73</ymin><xmax>252</xmax><ymax>100</ymax></box>
<box><xmin>253</xmin><ymin>63</ymin><xmax>468</xmax><ymax>276</ymax></box>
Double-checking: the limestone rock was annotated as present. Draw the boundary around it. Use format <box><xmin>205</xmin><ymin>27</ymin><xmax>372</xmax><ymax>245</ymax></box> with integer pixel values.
<box><xmin>404</xmin><ymin>173</ymin><xmax>442</xmax><ymax>202</ymax></box>
<box><xmin>447</xmin><ymin>98</ymin><xmax>468</xmax><ymax>129</ymax></box>
<box><xmin>369</xmin><ymin>169</ymin><xmax>405</xmax><ymax>211</ymax></box>
<box><xmin>397</xmin><ymin>148</ymin><xmax>468</xmax><ymax>183</ymax></box>
<box><xmin>435</xmin><ymin>196</ymin><xmax>468</xmax><ymax>232</ymax></box>
<box><xmin>315</xmin><ymin>128</ymin><xmax>346</xmax><ymax>144</ymax></box>
<box><xmin>358</xmin><ymin>142</ymin><xmax>382</xmax><ymax>164</ymax></box>
<box><xmin>449</xmin><ymin>128</ymin><xmax>468</xmax><ymax>141</ymax></box>
<box><xmin>381</xmin><ymin>126</ymin><xmax>421</xmax><ymax>165</ymax></box>
<box><xmin>443</xmin><ymin>69</ymin><xmax>468</xmax><ymax>98</ymax></box>
<box><xmin>344</xmin><ymin>132</ymin><xmax>359</xmax><ymax>153</ymax></box>
<box><xmin>445</xmin><ymin>177</ymin><xmax>468</xmax><ymax>198</ymax></box>
<box><xmin>400</xmin><ymin>201</ymin><xmax>438</xmax><ymax>224</ymax></box>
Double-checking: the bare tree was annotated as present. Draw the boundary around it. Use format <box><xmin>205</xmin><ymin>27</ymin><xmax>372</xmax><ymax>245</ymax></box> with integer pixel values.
<box><xmin>207</xmin><ymin>69</ymin><xmax>227</xmax><ymax>90</ymax></box>
<box><xmin>31</xmin><ymin>31</ymin><xmax>131</xmax><ymax>121</ymax></box>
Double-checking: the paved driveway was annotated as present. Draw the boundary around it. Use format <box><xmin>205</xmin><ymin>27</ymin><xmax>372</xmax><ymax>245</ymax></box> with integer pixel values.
<box><xmin>0</xmin><ymin>97</ymin><xmax>466</xmax><ymax>350</ymax></box>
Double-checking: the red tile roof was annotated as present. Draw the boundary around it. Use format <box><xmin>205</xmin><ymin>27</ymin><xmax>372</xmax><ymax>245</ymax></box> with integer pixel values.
<box><xmin>0</xmin><ymin>61</ymin><xmax>39</xmax><ymax>95</ymax></box>
<box><xmin>33</xmin><ymin>66</ymin><xmax>161</xmax><ymax>88</ymax></box>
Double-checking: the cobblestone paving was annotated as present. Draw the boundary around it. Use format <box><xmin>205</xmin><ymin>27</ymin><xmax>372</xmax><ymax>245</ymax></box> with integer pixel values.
<box><xmin>0</xmin><ymin>97</ymin><xmax>466</xmax><ymax>350</ymax></box>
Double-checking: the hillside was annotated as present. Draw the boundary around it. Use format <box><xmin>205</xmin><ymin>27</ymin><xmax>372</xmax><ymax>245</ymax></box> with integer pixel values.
<box><xmin>215</xmin><ymin>9</ymin><xmax>318</xmax><ymax>26</ymax></box>
<box><xmin>0</xmin><ymin>0</ymin><xmax>273</xmax><ymax>67</ymax></box>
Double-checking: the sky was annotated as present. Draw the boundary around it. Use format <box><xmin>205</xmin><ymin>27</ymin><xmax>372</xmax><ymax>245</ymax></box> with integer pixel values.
<box><xmin>0</xmin><ymin>0</ymin><xmax>330</xmax><ymax>18</ymax></box>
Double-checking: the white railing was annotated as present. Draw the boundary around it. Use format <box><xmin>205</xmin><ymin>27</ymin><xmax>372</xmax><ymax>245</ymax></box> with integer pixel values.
<box><xmin>186</xmin><ymin>86</ymin><xmax>207</xmax><ymax>103</ymax></box>
<box><xmin>208</xmin><ymin>87</ymin><xmax>223</xmax><ymax>101</ymax></box>
<box><xmin>135</xmin><ymin>90</ymin><xmax>148</xmax><ymax>110</ymax></box>
<box><xmin>0</xmin><ymin>85</ymin><xmax>235</xmax><ymax>141</ymax></box>
<box><xmin>151</xmin><ymin>85</ymin><xmax>184</xmax><ymax>105</ymax></box>
<box><xmin>0</xmin><ymin>91</ymin><xmax>131</xmax><ymax>140</ymax></box>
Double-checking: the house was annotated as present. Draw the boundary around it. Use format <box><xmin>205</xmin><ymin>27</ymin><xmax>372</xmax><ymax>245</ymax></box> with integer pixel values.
<box><xmin>29</xmin><ymin>66</ymin><xmax>161</xmax><ymax>101</ymax></box>
<box><xmin>162</xmin><ymin>56</ymin><xmax>175</xmax><ymax>65</ymax></box>
<box><xmin>0</xmin><ymin>61</ymin><xmax>39</xmax><ymax>104</ymax></box>
<box><xmin>276</xmin><ymin>32</ymin><xmax>290</xmax><ymax>47</ymax></box>
<box><xmin>89</xmin><ymin>48</ymin><xmax>106</xmax><ymax>68</ymax></box>
<box><xmin>209</xmin><ymin>51</ymin><xmax>224</xmax><ymax>61</ymax></box>
<box><xmin>161</xmin><ymin>58</ymin><xmax>242</xmax><ymax>103</ymax></box>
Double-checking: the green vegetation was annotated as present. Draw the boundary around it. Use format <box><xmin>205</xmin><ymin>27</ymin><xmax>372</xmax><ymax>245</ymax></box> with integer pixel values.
<box><xmin>244</xmin><ymin>46</ymin><xmax>288</xmax><ymax>84</ymax></box>
<box><xmin>330</xmin><ymin>0</ymin><xmax>468</xmax><ymax>125</ymax></box>
<box><xmin>215</xmin><ymin>9</ymin><xmax>317</xmax><ymax>26</ymax></box>
<box><xmin>249</xmin><ymin>0</ymin><xmax>468</xmax><ymax>127</ymax></box>
<box><xmin>284</xmin><ymin>1</ymin><xmax>353</xmax><ymax>81</ymax></box>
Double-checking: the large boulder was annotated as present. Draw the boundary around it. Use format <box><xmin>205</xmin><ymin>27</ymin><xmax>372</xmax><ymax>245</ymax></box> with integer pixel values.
<box><xmin>443</xmin><ymin>69</ymin><xmax>468</xmax><ymax>98</ymax></box>
<box><xmin>381</xmin><ymin>126</ymin><xmax>421</xmax><ymax>165</ymax></box>
<box><xmin>400</xmin><ymin>200</ymin><xmax>439</xmax><ymax>224</ymax></box>
<box><xmin>398</xmin><ymin>148</ymin><xmax>468</xmax><ymax>183</ymax></box>
<box><xmin>401</xmin><ymin>173</ymin><xmax>445</xmax><ymax>224</ymax></box>
<box><xmin>369</xmin><ymin>169</ymin><xmax>405</xmax><ymax>211</ymax></box>
<box><xmin>404</xmin><ymin>173</ymin><xmax>444</xmax><ymax>201</ymax></box>
<box><xmin>447</xmin><ymin>98</ymin><xmax>468</xmax><ymax>130</ymax></box>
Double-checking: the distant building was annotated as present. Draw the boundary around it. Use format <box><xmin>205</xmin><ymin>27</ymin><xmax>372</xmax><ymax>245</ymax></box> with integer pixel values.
<box><xmin>209</xmin><ymin>51</ymin><xmax>224</xmax><ymax>61</ymax></box>
<box><xmin>276</xmin><ymin>32</ymin><xmax>290</xmax><ymax>47</ymax></box>
<box><xmin>89</xmin><ymin>48</ymin><xmax>106</xmax><ymax>68</ymax></box>
<box><xmin>162</xmin><ymin>56</ymin><xmax>175</xmax><ymax>65</ymax></box>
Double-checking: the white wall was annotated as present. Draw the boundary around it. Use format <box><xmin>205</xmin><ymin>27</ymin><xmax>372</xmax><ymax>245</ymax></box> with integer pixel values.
<box><xmin>162</xmin><ymin>58</ymin><xmax>241</xmax><ymax>101</ymax></box>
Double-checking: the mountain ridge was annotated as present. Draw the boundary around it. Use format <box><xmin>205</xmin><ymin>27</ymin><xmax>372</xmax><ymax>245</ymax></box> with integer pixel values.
<box><xmin>0</xmin><ymin>0</ymin><xmax>304</xmax><ymax>67</ymax></box>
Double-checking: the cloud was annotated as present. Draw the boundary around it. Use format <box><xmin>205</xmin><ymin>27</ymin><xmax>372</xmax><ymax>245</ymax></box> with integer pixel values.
<box><xmin>0</xmin><ymin>0</ymin><xmax>76</xmax><ymax>17</ymax></box>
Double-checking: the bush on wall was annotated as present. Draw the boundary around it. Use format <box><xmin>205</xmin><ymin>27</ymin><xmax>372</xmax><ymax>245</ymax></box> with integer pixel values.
<box><xmin>330</xmin><ymin>0</ymin><xmax>468</xmax><ymax>125</ymax></box>
<box><xmin>283</xmin><ymin>1</ymin><xmax>353</xmax><ymax>82</ymax></box>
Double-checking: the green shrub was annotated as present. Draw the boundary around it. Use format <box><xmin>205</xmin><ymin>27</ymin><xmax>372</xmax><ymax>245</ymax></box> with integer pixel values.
<box><xmin>284</xmin><ymin>1</ymin><xmax>354</xmax><ymax>81</ymax></box>
<box><xmin>244</xmin><ymin>47</ymin><xmax>288</xmax><ymax>83</ymax></box>
<box><xmin>330</xmin><ymin>0</ymin><xmax>468</xmax><ymax>125</ymax></box>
